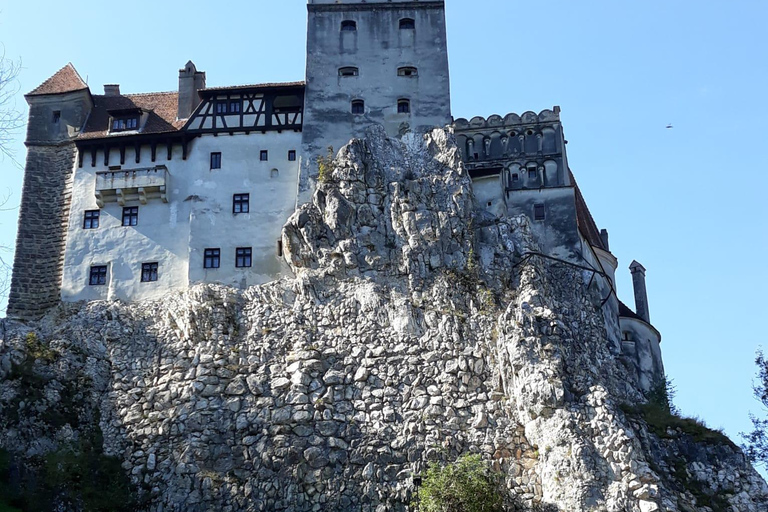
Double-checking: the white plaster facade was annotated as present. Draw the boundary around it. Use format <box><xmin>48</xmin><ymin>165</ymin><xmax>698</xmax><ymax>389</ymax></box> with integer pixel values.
<box><xmin>62</xmin><ymin>132</ymin><xmax>300</xmax><ymax>302</ymax></box>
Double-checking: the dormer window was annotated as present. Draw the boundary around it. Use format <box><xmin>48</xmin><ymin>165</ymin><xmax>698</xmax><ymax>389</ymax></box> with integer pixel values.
<box><xmin>111</xmin><ymin>116</ymin><xmax>138</xmax><ymax>132</ymax></box>
<box><xmin>399</xmin><ymin>18</ymin><xmax>415</xmax><ymax>30</ymax></box>
<box><xmin>341</xmin><ymin>20</ymin><xmax>357</xmax><ymax>31</ymax></box>
<box><xmin>398</xmin><ymin>67</ymin><xmax>418</xmax><ymax>77</ymax></box>
<box><xmin>339</xmin><ymin>67</ymin><xmax>359</xmax><ymax>77</ymax></box>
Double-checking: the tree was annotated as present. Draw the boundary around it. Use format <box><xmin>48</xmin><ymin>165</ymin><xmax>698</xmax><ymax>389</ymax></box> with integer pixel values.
<box><xmin>743</xmin><ymin>350</ymin><xmax>768</xmax><ymax>467</ymax></box>
<box><xmin>0</xmin><ymin>46</ymin><xmax>23</xmax><ymax>161</ymax></box>
<box><xmin>415</xmin><ymin>454</ymin><xmax>504</xmax><ymax>512</ymax></box>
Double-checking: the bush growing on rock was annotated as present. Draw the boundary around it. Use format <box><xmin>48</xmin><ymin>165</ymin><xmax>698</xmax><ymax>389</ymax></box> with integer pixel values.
<box><xmin>415</xmin><ymin>454</ymin><xmax>503</xmax><ymax>512</ymax></box>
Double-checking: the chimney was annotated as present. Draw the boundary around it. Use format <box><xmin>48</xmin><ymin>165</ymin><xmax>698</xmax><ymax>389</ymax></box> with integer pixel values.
<box><xmin>600</xmin><ymin>229</ymin><xmax>610</xmax><ymax>251</ymax></box>
<box><xmin>104</xmin><ymin>84</ymin><xmax>121</xmax><ymax>96</ymax></box>
<box><xmin>177</xmin><ymin>60</ymin><xmax>206</xmax><ymax>120</ymax></box>
<box><xmin>629</xmin><ymin>260</ymin><xmax>650</xmax><ymax>323</ymax></box>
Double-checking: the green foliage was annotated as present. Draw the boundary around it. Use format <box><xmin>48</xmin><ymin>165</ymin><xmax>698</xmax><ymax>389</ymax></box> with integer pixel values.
<box><xmin>316</xmin><ymin>146</ymin><xmax>335</xmax><ymax>183</ymax></box>
<box><xmin>742</xmin><ymin>349</ymin><xmax>768</xmax><ymax>466</ymax></box>
<box><xmin>24</xmin><ymin>332</ymin><xmax>57</xmax><ymax>363</ymax></box>
<box><xmin>415</xmin><ymin>454</ymin><xmax>504</xmax><ymax>512</ymax></box>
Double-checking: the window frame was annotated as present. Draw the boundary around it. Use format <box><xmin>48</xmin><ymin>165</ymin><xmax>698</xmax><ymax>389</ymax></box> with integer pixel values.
<box><xmin>211</xmin><ymin>152</ymin><xmax>222</xmax><ymax>170</ymax></box>
<box><xmin>141</xmin><ymin>262</ymin><xmax>159</xmax><ymax>283</ymax></box>
<box><xmin>233</xmin><ymin>193</ymin><xmax>250</xmax><ymax>214</ymax></box>
<box><xmin>339</xmin><ymin>67</ymin><xmax>360</xmax><ymax>77</ymax></box>
<box><xmin>399</xmin><ymin>18</ymin><xmax>415</xmax><ymax>30</ymax></box>
<box><xmin>288</xmin><ymin>150</ymin><xmax>297</xmax><ymax>161</ymax></box>
<box><xmin>527</xmin><ymin>166</ymin><xmax>538</xmax><ymax>180</ymax></box>
<box><xmin>121</xmin><ymin>206</ymin><xmax>138</xmax><ymax>227</ymax></box>
<box><xmin>111</xmin><ymin>116</ymin><xmax>139</xmax><ymax>132</ymax></box>
<box><xmin>341</xmin><ymin>20</ymin><xmax>357</xmax><ymax>31</ymax></box>
<box><xmin>89</xmin><ymin>265</ymin><xmax>108</xmax><ymax>286</ymax></box>
<box><xmin>260</xmin><ymin>150</ymin><xmax>269</xmax><ymax>162</ymax></box>
<box><xmin>397</xmin><ymin>99</ymin><xmax>411</xmax><ymax>114</ymax></box>
<box><xmin>351</xmin><ymin>100</ymin><xmax>365</xmax><ymax>115</ymax></box>
<box><xmin>204</xmin><ymin>248</ymin><xmax>221</xmax><ymax>269</ymax></box>
<box><xmin>397</xmin><ymin>67</ymin><xmax>418</xmax><ymax>77</ymax></box>
<box><xmin>533</xmin><ymin>203</ymin><xmax>546</xmax><ymax>221</ymax></box>
<box><xmin>236</xmin><ymin>247</ymin><xmax>253</xmax><ymax>268</ymax></box>
<box><xmin>83</xmin><ymin>210</ymin><xmax>100</xmax><ymax>229</ymax></box>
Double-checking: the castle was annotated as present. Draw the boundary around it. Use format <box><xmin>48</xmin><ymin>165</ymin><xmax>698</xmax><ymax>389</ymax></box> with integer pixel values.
<box><xmin>8</xmin><ymin>0</ymin><xmax>663</xmax><ymax>390</ymax></box>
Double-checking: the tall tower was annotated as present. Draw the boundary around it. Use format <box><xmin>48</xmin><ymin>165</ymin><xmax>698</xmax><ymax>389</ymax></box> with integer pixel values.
<box><xmin>7</xmin><ymin>64</ymin><xmax>93</xmax><ymax>319</ymax></box>
<box><xmin>301</xmin><ymin>0</ymin><xmax>451</xmax><ymax>195</ymax></box>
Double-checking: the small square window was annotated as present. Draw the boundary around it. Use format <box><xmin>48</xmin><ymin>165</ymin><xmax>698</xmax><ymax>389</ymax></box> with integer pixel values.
<box><xmin>89</xmin><ymin>265</ymin><xmax>107</xmax><ymax>286</ymax></box>
<box><xmin>288</xmin><ymin>150</ymin><xmax>297</xmax><ymax>161</ymax></box>
<box><xmin>511</xmin><ymin>173</ymin><xmax>519</xmax><ymax>182</ymax></box>
<box><xmin>141</xmin><ymin>262</ymin><xmax>158</xmax><ymax>282</ymax></box>
<box><xmin>204</xmin><ymin>248</ymin><xmax>221</xmax><ymax>269</ymax></box>
<box><xmin>236</xmin><ymin>247</ymin><xmax>252</xmax><ymax>268</ymax></box>
<box><xmin>211</xmin><ymin>152</ymin><xmax>222</xmax><ymax>169</ymax></box>
<box><xmin>52</xmin><ymin>111</ymin><xmax>61</xmax><ymax>124</ymax></box>
<box><xmin>233</xmin><ymin>193</ymin><xmax>250</xmax><ymax>214</ymax></box>
<box><xmin>122</xmin><ymin>206</ymin><xmax>138</xmax><ymax>227</ymax></box>
<box><xmin>260</xmin><ymin>150</ymin><xmax>269</xmax><ymax>161</ymax></box>
<box><xmin>533</xmin><ymin>203</ymin><xmax>546</xmax><ymax>221</ymax></box>
<box><xmin>83</xmin><ymin>210</ymin><xmax>100</xmax><ymax>229</ymax></box>
<box><xmin>398</xmin><ymin>99</ymin><xmax>411</xmax><ymax>114</ymax></box>
<box><xmin>351</xmin><ymin>100</ymin><xmax>365</xmax><ymax>115</ymax></box>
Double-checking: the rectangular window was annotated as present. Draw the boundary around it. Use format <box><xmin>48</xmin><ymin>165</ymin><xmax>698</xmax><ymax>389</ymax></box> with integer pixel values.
<box><xmin>216</xmin><ymin>102</ymin><xmax>227</xmax><ymax>114</ymax></box>
<box><xmin>534</xmin><ymin>203</ymin><xmax>546</xmax><ymax>221</ymax></box>
<box><xmin>211</xmin><ymin>152</ymin><xmax>222</xmax><ymax>169</ymax></box>
<box><xmin>89</xmin><ymin>265</ymin><xmax>107</xmax><ymax>286</ymax></box>
<box><xmin>260</xmin><ymin>150</ymin><xmax>268</xmax><ymax>161</ymax></box>
<box><xmin>528</xmin><ymin>167</ymin><xmax>538</xmax><ymax>180</ymax></box>
<box><xmin>52</xmin><ymin>111</ymin><xmax>61</xmax><ymax>123</ymax></box>
<box><xmin>83</xmin><ymin>210</ymin><xmax>100</xmax><ymax>229</ymax></box>
<box><xmin>204</xmin><ymin>248</ymin><xmax>220</xmax><ymax>269</ymax></box>
<box><xmin>236</xmin><ymin>247</ymin><xmax>252</xmax><ymax>268</ymax></box>
<box><xmin>122</xmin><ymin>206</ymin><xmax>138</xmax><ymax>226</ymax></box>
<box><xmin>141</xmin><ymin>262</ymin><xmax>158</xmax><ymax>282</ymax></box>
<box><xmin>511</xmin><ymin>173</ymin><xmax>519</xmax><ymax>182</ymax></box>
<box><xmin>112</xmin><ymin>117</ymin><xmax>138</xmax><ymax>131</ymax></box>
<box><xmin>288</xmin><ymin>150</ymin><xmax>296</xmax><ymax>161</ymax></box>
<box><xmin>233</xmin><ymin>193</ymin><xmax>250</xmax><ymax>214</ymax></box>
<box><xmin>229</xmin><ymin>100</ymin><xmax>241</xmax><ymax>113</ymax></box>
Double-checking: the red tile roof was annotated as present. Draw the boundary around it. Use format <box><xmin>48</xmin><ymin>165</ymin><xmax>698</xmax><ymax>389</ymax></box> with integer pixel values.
<box><xmin>78</xmin><ymin>92</ymin><xmax>184</xmax><ymax>140</ymax></box>
<box><xmin>27</xmin><ymin>63</ymin><xmax>89</xmax><ymax>97</ymax></box>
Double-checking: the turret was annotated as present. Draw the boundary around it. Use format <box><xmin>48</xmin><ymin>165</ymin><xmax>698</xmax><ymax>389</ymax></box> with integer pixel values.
<box><xmin>177</xmin><ymin>61</ymin><xmax>206</xmax><ymax>120</ymax></box>
<box><xmin>629</xmin><ymin>260</ymin><xmax>650</xmax><ymax>324</ymax></box>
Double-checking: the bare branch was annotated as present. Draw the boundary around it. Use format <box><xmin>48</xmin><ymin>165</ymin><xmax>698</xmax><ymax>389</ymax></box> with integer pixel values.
<box><xmin>0</xmin><ymin>44</ymin><xmax>23</xmax><ymax>163</ymax></box>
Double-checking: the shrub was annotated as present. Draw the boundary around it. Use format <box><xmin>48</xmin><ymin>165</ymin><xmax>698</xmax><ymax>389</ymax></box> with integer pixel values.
<box><xmin>415</xmin><ymin>454</ymin><xmax>504</xmax><ymax>512</ymax></box>
<box><xmin>316</xmin><ymin>146</ymin><xmax>335</xmax><ymax>183</ymax></box>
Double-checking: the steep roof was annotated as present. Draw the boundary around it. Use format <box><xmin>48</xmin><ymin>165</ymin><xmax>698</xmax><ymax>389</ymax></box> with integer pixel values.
<box><xmin>569</xmin><ymin>169</ymin><xmax>607</xmax><ymax>252</ymax></box>
<box><xmin>618</xmin><ymin>300</ymin><xmax>644</xmax><ymax>321</ymax></box>
<box><xmin>27</xmin><ymin>63</ymin><xmax>89</xmax><ymax>97</ymax></box>
<box><xmin>78</xmin><ymin>92</ymin><xmax>184</xmax><ymax>140</ymax></box>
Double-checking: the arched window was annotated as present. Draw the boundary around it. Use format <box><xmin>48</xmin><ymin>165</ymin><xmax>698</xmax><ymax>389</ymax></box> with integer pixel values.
<box><xmin>397</xmin><ymin>66</ymin><xmax>418</xmax><ymax>77</ymax></box>
<box><xmin>399</xmin><ymin>18</ymin><xmax>415</xmax><ymax>30</ymax></box>
<box><xmin>339</xmin><ymin>67</ymin><xmax>359</xmax><ymax>77</ymax></box>
<box><xmin>351</xmin><ymin>100</ymin><xmax>365</xmax><ymax>115</ymax></box>
<box><xmin>397</xmin><ymin>99</ymin><xmax>411</xmax><ymax>114</ymax></box>
<box><xmin>341</xmin><ymin>20</ymin><xmax>357</xmax><ymax>31</ymax></box>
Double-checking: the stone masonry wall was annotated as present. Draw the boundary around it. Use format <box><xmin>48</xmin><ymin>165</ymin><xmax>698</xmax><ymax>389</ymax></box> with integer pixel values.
<box><xmin>7</xmin><ymin>143</ymin><xmax>76</xmax><ymax>319</ymax></box>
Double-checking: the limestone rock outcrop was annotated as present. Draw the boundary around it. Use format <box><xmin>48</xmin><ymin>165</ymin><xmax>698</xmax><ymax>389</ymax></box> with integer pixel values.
<box><xmin>1</xmin><ymin>127</ymin><xmax>766</xmax><ymax>511</ymax></box>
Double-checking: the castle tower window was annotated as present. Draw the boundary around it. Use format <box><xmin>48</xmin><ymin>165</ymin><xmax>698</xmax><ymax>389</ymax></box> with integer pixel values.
<box><xmin>260</xmin><ymin>150</ymin><xmax>269</xmax><ymax>161</ymax></box>
<box><xmin>233</xmin><ymin>193</ymin><xmax>250</xmax><ymax>214</ymax></box>
<box><xmin>122</xmin><ymin>206</ymin><xmax>138</xmax><ymax>227</ymax></box>
<box><xmin>528</xmin><ymin>166</ymin><xmax>537</xmax><ymax>179</ymax></box>
<box><xmin>52</xmin><ymin>111</ymin><xmax>61</xmax><ymax>124</ymax></box>
<box><xmin>341</xmin><ymin>20</ymin><xmax>357</xmax><ymax>31</ymax></box>
<box><xmin>397</xmin><ymin>99</ymin><xmax>411</xmax><ymax>114</ymax></box>
<box><xmin>397</xmin><ymin>67</ymin><xmax>418</xmax><ymax>77</ymax></box>
<box><xmin>210</xmin><ymin>152</ymin><xmax>222</xmax><ymax>169</ymax></box>
<box><xmin>141</xmin><ymin>262</ymin><xmax>158</xmax><ymax>283</ymax></box>
<box><xmin>339</xmin><ymin>67</ymin><xmax>359</xmax><ymax>77</ymax></box>
<box><xmin>83</xmin><ymin>210</ymin><xmax>100</xmax><ymax>229</ymax></box>
<box><xmin>204</xmin><ymin>248</ymin><xmax>220</xmax><ymax>269</ymax></box>
<box><xmin>399</xmin><ymin>18</ymin><xmax>415</xmax><ymax>30</ymax></box>
<box><xmin>236</xmin><ymin>247</ymin><xmax>253</xmax><ymax>268</ymax></box>
<box><xmin>533</xmin><ymin>203</ymin><xmax>546</xmax><ymax>221</ymax></box>
<box><xmin>89</xmin><ymin>265</ymin><xmax>107</xmax><ymax>286</ymax></box>
<box><xmin>511</xmin><ymin>173</ymin><xmax>519</xmax><ymax>183</ymax></box>
<box><xmin>288</xmin><ymin>150</ymin><xmax>297</xmax><ymax>161</ymax></box>
<box><xmin>351</xmin><ymin>100</ymin><xmax>365</xmax><ymax>115</ymax></box>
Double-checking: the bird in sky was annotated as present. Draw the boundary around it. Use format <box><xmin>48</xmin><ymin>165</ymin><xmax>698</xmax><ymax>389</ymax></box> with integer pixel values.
<box><xmin>666</xmin><ymin>123</ymin><xmax>674</xmax><ymax>129</ymax></box>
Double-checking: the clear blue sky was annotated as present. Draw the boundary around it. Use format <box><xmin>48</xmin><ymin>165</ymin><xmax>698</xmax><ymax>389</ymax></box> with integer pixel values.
<box><xmin>1</xmin><ymin>0</ymin><xmax>767</xmax><ymax>465</ymax></box>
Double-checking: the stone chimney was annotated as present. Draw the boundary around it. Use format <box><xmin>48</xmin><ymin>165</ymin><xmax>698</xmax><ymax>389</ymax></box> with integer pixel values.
<box><xmin>629</xmin><ymin>260</ymin><xmax>650</xmax><ymax>323</ymax></box>
<box><xmin>177</xmin><ymin>60</ymin><xmax>206</xmax><ymax>120</ymax></box>
<box><xmin>599</xmin><ymin>229</ymin><xmax>610</xmax><ymax>251</ymax></box>
<box><xmin>104</xmin><ymin>84</ymin><xmax>120</xmax><ymax>96</ymax></box>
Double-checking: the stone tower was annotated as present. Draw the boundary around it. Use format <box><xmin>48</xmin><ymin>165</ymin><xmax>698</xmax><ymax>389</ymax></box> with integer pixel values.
<box><xmin>7</xmin><ymin>64</ymin><xmax>93</xmax><ymax>319</ymax></box>
<box><xmin>301</xmin><ymin>0</ymin><xmax>452</xmax><ymax>196</ymax></box>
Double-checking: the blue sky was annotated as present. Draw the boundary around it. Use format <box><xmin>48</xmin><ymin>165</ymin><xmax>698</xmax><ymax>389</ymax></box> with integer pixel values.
<box><xmin>1</xmin><ymin>0</ymin><xmax>767</xmax><ymax>467</ymax></box>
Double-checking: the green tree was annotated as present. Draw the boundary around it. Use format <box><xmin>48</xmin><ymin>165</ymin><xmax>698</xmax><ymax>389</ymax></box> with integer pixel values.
<box><xmin>416</xmin><ymin>454</ymin><xmax>504</xmax><ymax>512</ymax></box>
<box><xmin>743</xmin><ymin>350</ymin><xmax>768</xmax><ymax>467</ymax></box>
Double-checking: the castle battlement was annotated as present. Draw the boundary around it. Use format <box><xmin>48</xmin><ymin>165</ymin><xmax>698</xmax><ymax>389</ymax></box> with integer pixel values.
<box><xmin>453</xmin><ymin>108</ymin><xmax>562</xmax><ymax>131</ymax></box>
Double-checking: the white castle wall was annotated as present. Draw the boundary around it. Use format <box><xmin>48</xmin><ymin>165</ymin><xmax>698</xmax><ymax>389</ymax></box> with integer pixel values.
<box><xmin>61</xmin><ymin>132</ymin><xmax>300</xmax><ymax>302</ymax></box>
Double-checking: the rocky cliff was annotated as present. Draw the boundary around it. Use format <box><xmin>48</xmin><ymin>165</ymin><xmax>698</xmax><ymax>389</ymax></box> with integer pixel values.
<box><xmin>1</xmin><ymin>127</ymin><xmax>766</xmax><ymax>511</ymax></box>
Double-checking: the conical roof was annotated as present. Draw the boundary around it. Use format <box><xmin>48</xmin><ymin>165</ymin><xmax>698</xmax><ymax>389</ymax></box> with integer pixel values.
<box><xmin>26</xmin><ymin>63</ymin><xmax>88</xmax><ymax>96</ymax></box>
